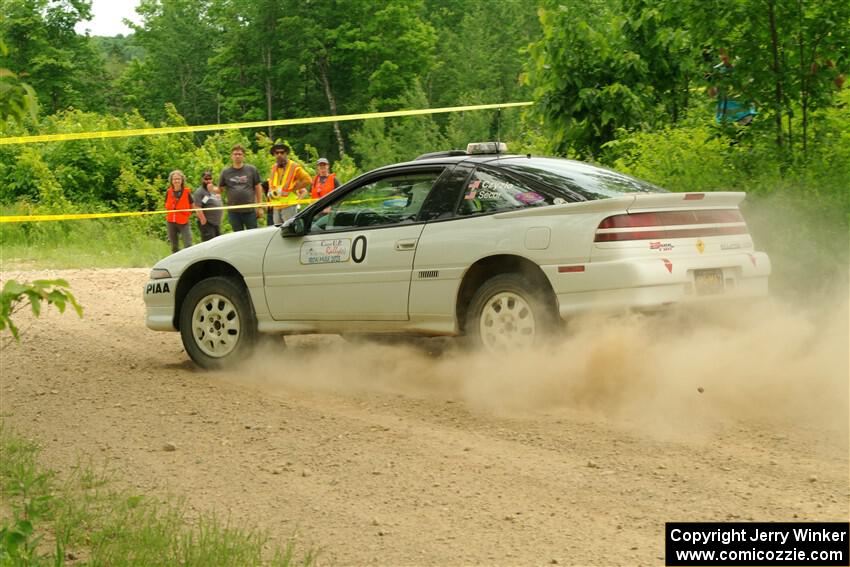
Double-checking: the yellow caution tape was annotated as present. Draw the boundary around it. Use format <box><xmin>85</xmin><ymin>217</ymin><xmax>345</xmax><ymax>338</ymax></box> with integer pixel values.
<box><xmin>0</xmin><ymin>201</ymin><xmax>317</xmax><ymax>223</ymax></box>
<box><xmin>1</xmin><ymin>195</ymin><xmax>416</xmax><ymax>223</ymax></box>
<box><xmin>0</xmin><ymin>100</ymin><xmax>534</xmax><ymax>222</ymax></box>
<box><xmin>0</xmin><ymin>101</ymin><xmax>533</xmax><ymax>146</ymax></box>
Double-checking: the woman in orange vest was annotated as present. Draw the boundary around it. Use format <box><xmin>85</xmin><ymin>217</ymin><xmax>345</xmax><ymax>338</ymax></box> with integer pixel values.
<box><xmin>165</xmin><ymin>170</ymin><xmax>205</xmax><ymax>254</ymax></box>
<box><xmin>310</xmin><ymin>157</ymin><xmax>340</xmax><ymax>199</ymax></box>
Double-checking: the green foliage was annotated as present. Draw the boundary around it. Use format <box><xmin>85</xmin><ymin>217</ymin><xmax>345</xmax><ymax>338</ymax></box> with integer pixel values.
<box><xmin>682</xmin><ymin>0</ymin><xmax>850</xmax><ymax>150</ymax></box>
<box><xmin>604</xmin><ymin>119</ymin><xmax>731</xmax><ymax>193</ymax></box>
<box><xmin>0</xmin><ymin>213</ymin><xmax>171</xmax><ymax>269</ymax></box>
<box><xmin>350</xmin><ymin>80</ymin><xmax>447</xmax><ymax>170</ymax></box>
<box><xmin>0</xmin><ymin>0</ymin><xmax>107</xmax><ymax>114</ymax></box>
<box><xmin>0</xmin><ymin>40</ymin><xmax>38</xmax><ymax>125</ymax></box>
<box><xmin>528</xmin><ymin>0</ymin><xmax>687</xmax><ymax>156</ymax></box>
<box><xmin>529</xmin><ymin>0</ymin><xmax>850</xmax><ymax>157</ymax></box>
<box><xmin>0</xmin><ymin>422</ymin><xmax>318</xmax><ymax>566</ymax></box>
<box><xmin>0</xmin><ymin>430</ymin><xmax>53</xmax><ymax>564</ymax></box>
<box><xmin>123</xmin><ymin>0</ymin><xmax>217</xmax><ymax>125</ymax></box>
<box><xmin>0</xmin><ymin>278</ymin><xmax>83</xmax><ymax>341</ymax></box>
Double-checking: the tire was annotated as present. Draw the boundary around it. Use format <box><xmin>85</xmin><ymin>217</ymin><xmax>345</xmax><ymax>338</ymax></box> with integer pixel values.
<box><xmin>179</xmin><ymin>276</ymin><xmax>257</xmax><ymax>369</ymax></box>
<box><xmin>466</xmin><ymin>273</ymin><xmax>557</xmax><ymax>352</ymax></box>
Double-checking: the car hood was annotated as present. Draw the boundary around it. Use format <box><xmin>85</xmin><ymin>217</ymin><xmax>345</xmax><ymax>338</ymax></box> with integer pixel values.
<box><xmin>151</xmin><ymin>226</ymin><xmax>279</xmax><ymax>277</ymax></box>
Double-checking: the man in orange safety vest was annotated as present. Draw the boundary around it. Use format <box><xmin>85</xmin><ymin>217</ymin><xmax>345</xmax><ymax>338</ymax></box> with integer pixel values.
<box><xmin>267</xmin><ymin>142</ymin><xmax>312</xmax><ymax>224</ymax></box>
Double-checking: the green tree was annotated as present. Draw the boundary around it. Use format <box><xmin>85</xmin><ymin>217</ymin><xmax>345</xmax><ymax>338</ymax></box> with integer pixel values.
<box><xmin>0</xmin><ymin>39</ymin><xmax>37</xmax><ymax>124</ymax></box>
<box><xmin>681</xmin><ymin>0</ymin><xmax>850</xmax><ymax>153</ymax></box>
<box><xmin>528</xmin><ymin>0</ymin><xmax>656</xmax><ymax>156</ymax></box>
<box><xmin>120</xmin><ymin>0</ymin><xmax>217</xmax><ymax>125</ymax></box>
<box><xmin>620</xmin><ymin>0</ymin><xmax>696</xmax><ymax>124</ymax></box>
<box><xmin>426</xmin><ymin>0</ymin><xmax>538</xmax><ymax>108</ymax></box>
<box><xmin>0</xmin><ymin>0</ymin><xmax>108</xmax><ymax>113</ymax></box>
<box><xmin>350</xmin><ymin>80</ymin><xmax>445</xmax><ymax>169</ymax></box>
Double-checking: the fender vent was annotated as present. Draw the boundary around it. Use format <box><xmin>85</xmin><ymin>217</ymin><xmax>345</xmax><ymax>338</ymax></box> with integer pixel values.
<box><xmin>418</xmin><ymin>270</ymin><xmax>439</xmax><ymax>279</ymax></box>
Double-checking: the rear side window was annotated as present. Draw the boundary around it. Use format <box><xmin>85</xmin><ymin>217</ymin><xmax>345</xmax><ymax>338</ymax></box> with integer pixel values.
<box><xmin>457</xmin><ymin>167</ymin><xmax>571</xmax><ymax>216</ymax></box>
<box><xmin>499</xmin><ymin>157</ymin><xmax>666</xmax><ymax>200</ymax></box>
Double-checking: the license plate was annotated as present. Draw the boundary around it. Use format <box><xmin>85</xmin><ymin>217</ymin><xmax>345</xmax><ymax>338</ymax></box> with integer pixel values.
<box><xmin>694</xmin><ymin>269</ymin><xmax>724</xmax><ymax>295</ymax></box>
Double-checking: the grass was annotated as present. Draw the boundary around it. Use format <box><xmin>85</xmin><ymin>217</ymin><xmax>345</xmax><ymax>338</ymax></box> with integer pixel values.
<box><xmin>0</xmin><ymin>216</ymin><xmax>172</xmax><ymax>270</ymax></box>
<box><xmin>0</xmin><ymin>421</ymin><xmax>318</xmax><ymax>566</ymax></box>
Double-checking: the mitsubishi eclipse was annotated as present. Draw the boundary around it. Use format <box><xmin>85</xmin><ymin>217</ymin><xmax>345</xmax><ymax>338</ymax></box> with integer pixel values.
<box><xmin>144</xmin><ymin>143</ymin><xmax>771</xmax><ymax>369</ymax></box>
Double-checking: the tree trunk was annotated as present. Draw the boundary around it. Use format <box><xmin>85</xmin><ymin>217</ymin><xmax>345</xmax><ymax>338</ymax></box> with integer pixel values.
<box><xmin>787</xmin><ymin>111</ymin><xmax>793</xmax><ymax>156</ymax></box>
<box><xmin>265</xmin><ymin>47</ymin><xmax>273</xmax><ymax>139</ymax></box>
<box><xmin>317</xmin><ymin>55</ymin><xmax>346</xmax><ymax>157</ymax></box>
<box><xmin>767</xmin><ymin>0</ymin><xmax>784</xmax><ymax>147</ymax></box>
<box><xmin>797</xmin><ymin>0</ymin><xmax>808</xmax><ymax>153</ymax></box>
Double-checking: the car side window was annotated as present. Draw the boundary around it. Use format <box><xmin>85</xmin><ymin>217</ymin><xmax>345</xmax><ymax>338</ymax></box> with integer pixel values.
<box><xmin>457</xmin><ymin>167</ymin><xmax>562</xmax><ymax>216</ymax></box>
<box><xmin>310</xmin><ymin>171</ymin><xmax>442</xmax><ymax>232</ymax></box>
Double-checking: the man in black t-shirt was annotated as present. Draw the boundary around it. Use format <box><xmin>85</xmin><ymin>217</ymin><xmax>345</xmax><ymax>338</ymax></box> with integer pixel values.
<box><xmin>218</xmin><ymin>144</ymin><xmax>263</xmax><ymax>231</ymax></box>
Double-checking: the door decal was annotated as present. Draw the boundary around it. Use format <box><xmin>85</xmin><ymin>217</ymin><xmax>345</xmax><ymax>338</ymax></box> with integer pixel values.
<box><xmin>352</xmin><ymin>235</ymin><xmax>368</xmax><ymax>264</ymax></box>
<box><xmin>300</xmin><ymin>239</ymin><xmax>351</xmax><ymax>264</ymax></box>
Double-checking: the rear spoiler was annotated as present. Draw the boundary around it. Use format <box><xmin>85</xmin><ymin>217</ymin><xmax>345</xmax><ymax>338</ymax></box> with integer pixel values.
<box><xmin>627</xmin><ymin>192</ymin><xmax>745</xmax><ymax>212</ymax></box>
<box><xmin>493</xmin><ymin>191</ymin><xmax>746</xmax><ymax>220</ymax></box>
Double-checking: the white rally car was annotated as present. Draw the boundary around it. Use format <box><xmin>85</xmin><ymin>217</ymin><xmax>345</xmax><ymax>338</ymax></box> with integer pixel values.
<box><xmin>144</xmin><ymin>143</ymin><xmax>770</xmax><ymax>368</ymax></box>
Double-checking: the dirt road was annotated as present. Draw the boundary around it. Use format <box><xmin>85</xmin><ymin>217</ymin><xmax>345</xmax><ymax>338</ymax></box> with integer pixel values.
<box><xmin>1</xmin><ymin>268</ymin><xmax>848</xmax><ymax>566</ymax></box>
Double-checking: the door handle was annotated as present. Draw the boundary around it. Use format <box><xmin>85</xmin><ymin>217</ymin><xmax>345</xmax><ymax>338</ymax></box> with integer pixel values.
<box><xmin>395</xmin><ymin>238</ymin><xmax>418</xmax><ymax>251</ymax></box>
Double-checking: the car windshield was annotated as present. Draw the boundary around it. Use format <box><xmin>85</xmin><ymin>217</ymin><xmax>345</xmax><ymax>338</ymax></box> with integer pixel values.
<box><xmin>498</xmin><ymin>157</ymin><xmax>666</xmax><ymax>200</ymax></box>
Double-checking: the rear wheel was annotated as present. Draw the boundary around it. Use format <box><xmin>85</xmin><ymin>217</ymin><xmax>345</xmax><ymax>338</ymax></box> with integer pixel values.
<box><xmin>179</xmin><ymin>276</ymin><xmax>257</xmax><ymax>369</ymax></box>
<box><xmin>466</xmin><ymin>273</ymin><xmax>557</xmax><ymax>351</ymax></box>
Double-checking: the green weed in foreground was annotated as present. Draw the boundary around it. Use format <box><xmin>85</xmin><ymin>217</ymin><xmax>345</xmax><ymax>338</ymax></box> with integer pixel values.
<box><xmin>0</xmin><ymin>422</ymin><xmax>318</xmax><ymax>566</ymax></box>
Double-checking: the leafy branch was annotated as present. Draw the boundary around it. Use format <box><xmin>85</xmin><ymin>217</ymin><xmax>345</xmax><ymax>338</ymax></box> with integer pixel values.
<box><xmin>0</xmin><ymin>279</ymin><xmax>83</xmax><ymax>344</ymax></box>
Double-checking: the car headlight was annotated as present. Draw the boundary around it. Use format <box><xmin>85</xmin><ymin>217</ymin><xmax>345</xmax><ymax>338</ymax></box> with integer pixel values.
<box><xmin>150</xmin><ymin>268</ymin><xmax>172</xmax><ymax>280</ymax></box>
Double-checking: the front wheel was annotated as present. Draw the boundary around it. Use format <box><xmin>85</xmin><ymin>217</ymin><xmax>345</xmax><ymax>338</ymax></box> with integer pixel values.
<box><xmin>466</xmin><ymin>273</ymin><xmax>557</xmax><ymax>352</ymax></box>
<box><xmin>179</xmin><ymin>276</ymin><xmax>257</xmax><ymax>369</ymax></box>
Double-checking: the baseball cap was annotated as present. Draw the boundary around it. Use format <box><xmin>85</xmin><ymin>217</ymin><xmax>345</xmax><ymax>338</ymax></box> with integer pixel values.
<box><xmin>317</xmin><ymin>157</ymin><xmax>329</xmax><ymax>165</ymax></box>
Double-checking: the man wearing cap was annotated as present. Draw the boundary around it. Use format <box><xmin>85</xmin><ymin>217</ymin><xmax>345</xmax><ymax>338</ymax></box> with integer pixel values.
<box><xmin>267</xmin><ymin>142</ymin><xmax>312</xmax><ymax>224</ymax></box>
<box><xmin>311</xmin><ymin>157</ymin><xmax>340</xmax><ymax>200</ymax></box>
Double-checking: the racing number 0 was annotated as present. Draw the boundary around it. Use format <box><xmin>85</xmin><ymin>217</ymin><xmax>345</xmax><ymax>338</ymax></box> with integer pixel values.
<box><xmin>352</xmin><ymin>235</ymin><xmax>367</xmax><ymax>263</ymax></box>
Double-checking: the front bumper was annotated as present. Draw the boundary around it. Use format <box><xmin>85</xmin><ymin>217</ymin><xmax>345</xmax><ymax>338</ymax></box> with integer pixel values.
<box><xmin>143</xmin><ymin>277</ymin><xmax>179</xmax><ymax>331</ymax></box>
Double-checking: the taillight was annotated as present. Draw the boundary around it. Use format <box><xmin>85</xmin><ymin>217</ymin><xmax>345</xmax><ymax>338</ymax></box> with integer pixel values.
<box><xmin>595</xmin><ymin>209</ymin><xmax>747</xmax><ymax>242</ymax></box>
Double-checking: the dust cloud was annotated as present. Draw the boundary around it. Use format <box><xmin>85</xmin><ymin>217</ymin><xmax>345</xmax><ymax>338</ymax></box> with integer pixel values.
<box><xmin>238</xmin><ymin>291</ymin><xmax>848</xmax><ymax>441</ymax></box>
<box><xmin>234</xmin><ymin>194</ymin><xmax>848</xmax><ymax>440</ymax></box>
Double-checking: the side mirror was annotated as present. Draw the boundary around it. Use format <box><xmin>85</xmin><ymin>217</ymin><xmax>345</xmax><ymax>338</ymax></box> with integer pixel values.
<box><xmin>280</xmin><ymin>217</ymin><xmax>307</xmax><ymax>237</ymax></box>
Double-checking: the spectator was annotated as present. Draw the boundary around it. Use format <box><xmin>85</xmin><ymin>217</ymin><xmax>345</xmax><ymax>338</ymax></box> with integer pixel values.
<box><xmin>193</xmin><ymin>170</ymin><xmax>223</xmax><ymax>241</ymax></box>
<box><xmin>707</xmin><ymin>49</ymin><xmax>757</xmax><ymax>126</ymax></box>
<box><xmin>218</xmin><ymin>144</ymin><xmax>263</xmax><ymax>231</ymax></box>
<box><xmin>267</xmin><ymin>142</ymin><xmax>311</xmax><ymax>224</ymax></box>
<box><xmin>310</xmin><ymin>157</ymin><xmax>340</xmax><ymax>200</ymax></box>
<box><xmin>165</xmin><ymin>169</ymin><xmax>204</xmax><ymax>253</ymax></box>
